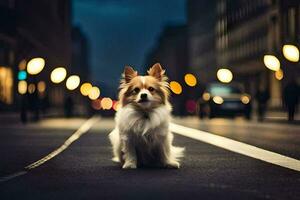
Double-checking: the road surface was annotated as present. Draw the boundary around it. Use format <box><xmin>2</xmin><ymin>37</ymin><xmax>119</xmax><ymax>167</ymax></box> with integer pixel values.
<box><xmin>0</xmin><ymin>116</ymin><xmax>299</xmax><ymax>199</ymax></box>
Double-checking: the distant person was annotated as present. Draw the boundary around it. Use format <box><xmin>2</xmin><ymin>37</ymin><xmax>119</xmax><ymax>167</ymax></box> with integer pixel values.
<box><xmin>283</xmin><ymin>80</ymin><xmax>299</xmax><ymax>122</ymax></box>
<box><xmin>255</xmin><ymin>85</ymin><xmax>270</xmax><ymax>121</ymax></box>
<box><xmin>64</xmin><ymin>96</ymin><xmax>74</xmax><ymax>118</ymax></box>
<box><xmin>20</xmin><ymin>94</ymin><xmax>28</xmax><ymax>124</ymax></box>
<box><xmin>28</xmin><ymin>89</ymin><xmax>40</xmax><ymax>122</ymax></box>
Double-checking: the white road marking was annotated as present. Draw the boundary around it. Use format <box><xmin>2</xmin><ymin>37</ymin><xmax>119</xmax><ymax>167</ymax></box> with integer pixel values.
<box><xmin>170</xmin><ymin>123</ymin><xmax>300</xmax><ymax>172</ymax></box>
<box><xmin>0</xmin><ymin>116</ymin><xmax>99</xmax><ymax>183</ymax></box>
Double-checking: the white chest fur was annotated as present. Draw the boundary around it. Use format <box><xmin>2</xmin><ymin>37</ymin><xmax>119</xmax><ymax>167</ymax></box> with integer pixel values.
<box><xmin>115</xmin><ymin>105</ymin><xmax>171</xmax><ymax>136</ymax></box>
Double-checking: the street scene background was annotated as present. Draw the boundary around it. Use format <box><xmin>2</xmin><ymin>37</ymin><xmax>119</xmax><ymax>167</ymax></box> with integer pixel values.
<box><xmin>0</xmin><ymin>0</ymin><xmax>300</xmax><ymax>199</ymax></box>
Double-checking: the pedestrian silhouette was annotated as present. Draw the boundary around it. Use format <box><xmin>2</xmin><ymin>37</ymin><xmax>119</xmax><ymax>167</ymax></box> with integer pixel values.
<box><xmin>283</xmin><ymin>79</ymin><xmax>299</xmax><ymax>122</ymax></box>
<box><xmin>255</xmin><ymin>85</ymin><xmax>270</xmax><ymax>122</ymax></box>
<box><xmin>20</xmin><ymin>93</ymin><xmax>28</xmax><ymax>124</ymax></box>
<box><xmin>28</xmin><ymin>88</ymin><xmax>40</xmax><ymax>122</ymax></box>
<box><xmin>64</xmin><ymin>96</ymin><xmax>74</xmax><ymax>118</ymax></box>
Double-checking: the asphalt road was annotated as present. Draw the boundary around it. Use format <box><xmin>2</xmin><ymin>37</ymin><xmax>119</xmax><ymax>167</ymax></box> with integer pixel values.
<box><xmin>0</xmin><ymin>117</ymin><xmax>300</xmax><ymax>200</ymax></box>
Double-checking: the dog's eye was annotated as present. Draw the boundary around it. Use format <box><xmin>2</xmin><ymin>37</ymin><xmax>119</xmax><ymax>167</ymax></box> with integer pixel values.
<box><xmin>148</xmin><ymin>87</ymin><xmax>155</xmax><ymax>92</ymax></box>
<box><xmin>133</xmin><ymin>88</ymin><xmax>140</xmax><ymax>93</ymax></box>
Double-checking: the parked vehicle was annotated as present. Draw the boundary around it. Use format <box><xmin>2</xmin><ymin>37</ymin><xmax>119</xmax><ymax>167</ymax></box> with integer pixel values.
<box><xmin>198</xmin><ymin>83</ymin><xmax>252</xmax><ymax>119</ymax></box>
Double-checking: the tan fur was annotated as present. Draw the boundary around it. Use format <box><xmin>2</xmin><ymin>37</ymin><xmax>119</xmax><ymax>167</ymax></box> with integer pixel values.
<box><xmin>109</xmin><ymin>63</ymin><xmax>185</xmax><ymax>169</ymax></box>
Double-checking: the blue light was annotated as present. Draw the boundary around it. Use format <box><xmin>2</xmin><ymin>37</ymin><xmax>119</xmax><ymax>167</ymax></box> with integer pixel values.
<box><xmin>18</xmin><ymin>71</ymin><xmax>27</xmax><ymax>80</ymax></box>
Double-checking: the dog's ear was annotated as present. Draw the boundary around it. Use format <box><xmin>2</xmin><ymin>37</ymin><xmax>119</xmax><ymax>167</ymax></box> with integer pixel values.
<box><xmin>123</xmin><ymin>66</ymin><xmax>138</xmax><ymax>83</ymax></box>
<box><xmin>147</xmin><ymin>63</ymin><xmax>165</xmax><ymax>81</ymax></box>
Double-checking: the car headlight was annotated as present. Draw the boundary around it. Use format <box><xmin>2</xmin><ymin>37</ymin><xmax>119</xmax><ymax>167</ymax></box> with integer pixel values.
<box><xmin>240</xmin><ymin>95</ymin><xmax>250</xmax><ymax>104</ymax></box>
<box><xmin>202</xmin><ymin>92</ymin><xmax>210</xmax><ymax>101</ymax></box>
<box><xmin>213</xmin><ymin>96</ymin><xmax>224</xmax><ymax>104</ymax></box>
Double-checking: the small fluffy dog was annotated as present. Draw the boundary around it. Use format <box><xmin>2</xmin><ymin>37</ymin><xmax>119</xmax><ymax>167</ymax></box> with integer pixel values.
<box><xmin>109</xmin><ymin>63</ymin><xmax>184</xmax><ymax>169</ymax></box>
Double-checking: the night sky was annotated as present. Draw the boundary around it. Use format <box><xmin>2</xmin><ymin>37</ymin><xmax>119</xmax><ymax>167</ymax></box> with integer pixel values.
<box><xmin>73</xmin><ymin>0</ymin><xmax>186</xmax><ymax>91</ymax></box>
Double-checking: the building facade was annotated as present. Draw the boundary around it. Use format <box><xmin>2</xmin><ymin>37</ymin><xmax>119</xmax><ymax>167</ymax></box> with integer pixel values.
<box><xmin>0</xmin><ymin>0</ymin><xmax>73</xmax><ymax>111</ymax></box>
<box><xmin>0</xmin><ymin>0</ymin><xmax>17</xmax><ymax>110</ymax></box>
<box><xmin>145</xmin><ymin>25</ymin><xmax>188</xmax><ymax>115</ymax></box>
<box><xmin>216</xmin><ymin>0</ymin><xmax>300</xmax><ymax>107</ymax></box>
<box><xmin>187</xmin><ymin>0</ymin><xmax>217</xmax><ymax>83</ymax></box>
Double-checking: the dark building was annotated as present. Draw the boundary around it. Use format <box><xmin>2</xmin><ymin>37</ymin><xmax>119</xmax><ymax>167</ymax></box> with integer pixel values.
<box><xmin>187</xmin><ymin>0</ymin><xmax>217</xmax><ymax>83</ymax></box>
<box><xmin>216</xmin><ymin>0</ymin><xmax>300</xmax><ymax>108</ymax></box>
<box><xmin>145</xmin><ymin>25</ymin><xmax>188</xmax><ymax>115</ymax></box>
<box><xmin>0</xmin><ymin>0</ymin><xmax>73</xmax><ymax>111</ymax></box>
<box><xmin>69</xmin><ymin>26</ymin><xmax>91</xmax><ymax>115</ymax></box>
<box><xmin>0</xmin><ymin>0</ymin><xmax>17</xmax><ymax>110</ymax></box>
<box><xmin>71</xmin><ymin>26</ymin><xmax>90</xmax><ymax>82</ymax></box>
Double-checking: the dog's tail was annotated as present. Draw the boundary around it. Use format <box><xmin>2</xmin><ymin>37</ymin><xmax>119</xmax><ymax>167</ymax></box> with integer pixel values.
<box><xmin>171</xmin><ymin>146</ymin><xmax>185</xmax><ymax>162</ymax></box>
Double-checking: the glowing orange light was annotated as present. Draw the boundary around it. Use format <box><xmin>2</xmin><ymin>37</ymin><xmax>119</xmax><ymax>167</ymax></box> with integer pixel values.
<box><xmin>101</xmin><ymin>97</ymin><xmax>113</xmax><ymax>110</ymax></box>
<box><xmin>113</xmin><ymin>101</ymin><xmax>121</xmax><ymax>111</ymax></box>
<box><xmin>91</xmin><ymin>99</ymin><xmax>102</xmax><ymax>110</ymax></box>
<box><xmin>80</xmin><ymin>83</ymin><xmax>92</xmax><ymax>96</ymax></box>
<box><xmin>184</xmin><ymin>73</ymin><xmax>197</xmax><ymax>87</ymax></box>
<box><xmin>275</xmin><ymin>69</ymin><xmax>283</xmax><ymax>80</ymax></box>
<box><xmin>170</xmin><ymin>81</ymin><xmax>182</xmax><ymax>94</ymax></box>
<box><xmin>37</xmin><ymin>81</ymin><xmax>46</xmax><ymax>93</ymax></box>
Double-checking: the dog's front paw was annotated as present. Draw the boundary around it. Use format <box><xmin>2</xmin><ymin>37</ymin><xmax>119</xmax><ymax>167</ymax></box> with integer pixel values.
<box><xmin>122</xmin><ymin>161</ymin><xmax>137</xmax><ymax>169</ymax></box>
<box><xmin>165</xmin><ymin>161</ymin><xmax>180</xmax><ymax>169</ymax></box>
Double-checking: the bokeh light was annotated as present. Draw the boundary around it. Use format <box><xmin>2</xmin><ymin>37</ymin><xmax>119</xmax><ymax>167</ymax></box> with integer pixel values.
<box><xmin>184</xmin><ymin>73</ymin><xmax>197</xmax><ymax>87</ymax></box>
<box><xmin>18</xmin><ymin>81</ymin><xmax>27</xmax><ymax>94</ymax></box>
<box><xmin>202</xmin><ymin>92</ymin><xmax>210</xmax><ymax>101</ymax></box>
<box><xmin>263</xmin><ymin>55</ymin><xmax>280</xmax><ymax>71</ymax></box>
<box><xmin>275</xmin><ymin>69</ymin><xmax>283</xmax><ymax>80</ymax></box>
<box><xmin>213</xmin><ymin>96</ymin><xmax>224</xmax><ymax>104</ymax></box>
<box><xmin>18</xmin><ymin>71</ymin><xmax>27</xmax><ymax>80</ymax></box>
<box><xmin>18</xmin><ymin>59</ymin><xmax>27</xmax><ymax>70</ymax></box>
<box><xmin>37</xmin><ymin>81</ymin><xmax>46</xmax><ymax>93</ymax></box>
<box><xmin>80</xmin><ymin>83</ymin><xmax>92</xmax><ymax>96</ymax></box>
<box><xmin>66</xmin><ymin>75</ymin><xmax>80</xmax><ymax>90</ymax></box>
<box><xmin>217</xmin><ymin>68</ymin><xmax>233</xmax><ymax>83</ymax></box>
<box><xmin>50</xmin><ymin>67</ymin><xmax>67</xmax><ymax>83</ymax></box>
<box><xmin>91</xmin><ymin>99</ymin><xmax>102</xmax><ymax>110</ymax></box>
<box><xmin>88</xmin><ymin>86</ymin><xmax>100</xmax><ymax>100</ymax></box>
<box><xmin>170</xmin><ymin>81</ymin><xmax>182</xmax><ymax>94</ymax></box>
<box><xmin>186</xmin><ymin>99</ymin><xmax>197</xmax><ymax>113</ymax></box>
<box><xmin>113</xmin><ymin>101</ymin><xmax>121</xmax><ymax>111</ymax></box>
<box><xmin>101</xmin><ymin>97</ymin><xmax>113</xmax><ymax>110</ymax></box>
<box><xmin>282</xmin><ymin>44</ymin><xmax>299</xmax><ymax>62</ymax></box>
<box><xmin>27</xmin><ymin>57</ymin><xmax>45</xmax><ymax>75</ymax></box>
<box><xmin>28</xmin><ymin>83</ymin><xmax>36</xmax><ymax>94</ymax></box>
<box><xmin>240</xmin><ymin>95</ymin><xmax>250</xmax><ymax>104</ymax></box>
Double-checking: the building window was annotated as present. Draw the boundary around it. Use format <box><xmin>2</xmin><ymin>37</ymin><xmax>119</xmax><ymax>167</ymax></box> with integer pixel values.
<box><xmin>0</xmin><ymin>67</ymin><xmax>13</xmax><ymax>105</ymax></box>
<box><xmin>288</xmin><ymin>7</ymin><xmax>296</xmax><ymax>40</ymax></box>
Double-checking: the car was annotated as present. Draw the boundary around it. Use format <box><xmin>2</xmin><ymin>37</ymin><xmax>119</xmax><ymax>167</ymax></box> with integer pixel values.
<box><xmin>198</xmin><ymin>83</ymin><xmax>252</xmax><ymax>119</ymax></box>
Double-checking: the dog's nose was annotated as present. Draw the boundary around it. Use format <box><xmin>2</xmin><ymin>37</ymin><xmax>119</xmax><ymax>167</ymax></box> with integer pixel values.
<box><xmin>141</xmin><ymin>93</ymin><xmax>147</xmax><ymax>99</ymax></box>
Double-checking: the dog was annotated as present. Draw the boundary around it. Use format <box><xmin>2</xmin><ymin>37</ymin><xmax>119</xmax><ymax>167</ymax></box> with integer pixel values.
<box><xmin>109</xmin><ymin>63</ymin><xmax>185</xmax><ymax>169</ymax></box>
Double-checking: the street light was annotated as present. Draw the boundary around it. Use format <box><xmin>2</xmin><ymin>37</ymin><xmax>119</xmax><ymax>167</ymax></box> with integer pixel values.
<box><xmin>18</xmin><ymin>71</ymin><xmax>27</xmax><ymax>80</ymax></box>
<box><xmin>113</xmin><ymin>101</ymin><xmax>120</xmax><ymax>111</ymax></box>
<box><xmin>18</xmin><ymin>81</ymin><xmax>27</xmax><ymax>94</ymax></box>
<box><xmin>50</xmin><ymin>67</ymin><xmax>67</xmax><ymax>84</ymax></box>
<box><xmin>27</xmin><ymin>57</ymin><xmax>45</xmax><ymax>75</ymax></box>
<box><xmin>282</xmin><ymin>44</ymin><xmax>299</xmax><ymax>62</ymax></box>
<box><xmin>80</xmin><ymin>82</ymin><xmax>92</xmax><ymax>96</ymax></box>
<box><xmin>37</xmin><ymin>81</ymin><xmax>46</xmax><ymax>93</ymax></box>
<box><xmin>66</xmin><ymin>75</ymin><xmax>80</xmax><ymax>90</ymax></box>
<box><xmin>88</xmin><ymin>86</ymin><xmax>100</xmax><ymax>100</ymax></box>
<box><xmin>184</xmin><ymin>73</ymin><xmax>197</xmax><ymax>87</ymax></box>
<box><xmin>28</xmin><ymin>83</ymin><xmax>36</xmax><ymax>94</ymax></box>
<box><xmin>169</xmin><ymin>81</ymin><xmax>182</xmax><ymax>94</ymax></box>
<box><xmin>101</xmin><ymin>97</ymin><xmax>113</xmax><ymax>110</ymax></box>
<box><xmin>217</xmin><ymin>68</ymin><xmax>233</xmax><ymax>83</ymax></box>
<box><xmin>275</xmin><ymin>69</ymin><xmax>284</xmax><ymax>80</ymax></box>
<box><xmin>263</xmin><ymin>55</ymin><xmax>280</xmax><ymax>71</ymax></box>
<box><xmin>18</xmin><ymin>59</ymin><xmax>27</xmax><ymax>70</ymax></box>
